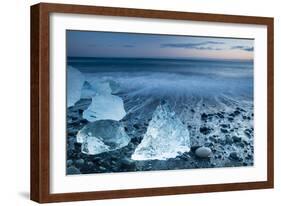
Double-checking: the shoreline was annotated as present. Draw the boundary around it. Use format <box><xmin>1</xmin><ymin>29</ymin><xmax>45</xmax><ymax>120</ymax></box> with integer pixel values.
<box><xmin>66</xmin><ymin>94</ymin><xmax>254</xmax><ymax>175</ymax></box>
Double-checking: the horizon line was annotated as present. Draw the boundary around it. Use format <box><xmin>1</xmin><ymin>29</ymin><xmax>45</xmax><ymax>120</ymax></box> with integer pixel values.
<box><xmin>67</xmin><ymin>56</ymin><xmax>253</xmax><ymax>61</ymax></box>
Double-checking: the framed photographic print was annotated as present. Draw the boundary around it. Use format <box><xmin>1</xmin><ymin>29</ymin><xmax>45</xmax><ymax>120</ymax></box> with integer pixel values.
<box><xmin>31</xmin><ymin>3</ymin><xmax>274</xmax><ymax>203</ymax></box>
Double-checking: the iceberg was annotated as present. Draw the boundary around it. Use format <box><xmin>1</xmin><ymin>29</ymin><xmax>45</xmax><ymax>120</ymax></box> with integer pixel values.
<box><xmin>76</xmin><ymin>120</ymin><xmax>131</xmax><ymax>155</ymax></box>
<box><xmin>67</xmin><ymin>66</ymin><xmax>85</xmax><ymax>107</ymax></box>
<box><xmin>82</xmin><ymin>93</ymin><xmax>126</xmax><ymax>122</ymax></box>
<box><xmin>131</xmin><ymin>103</ymin><xmax>190</xmax><ymax>160</ymax></box>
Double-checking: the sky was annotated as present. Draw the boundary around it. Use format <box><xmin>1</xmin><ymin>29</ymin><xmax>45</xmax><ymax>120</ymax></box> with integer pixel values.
<box><xmin>67</xmin><ymin>30</ymin><xmax>254</xmax><ymax>60</ymax></box>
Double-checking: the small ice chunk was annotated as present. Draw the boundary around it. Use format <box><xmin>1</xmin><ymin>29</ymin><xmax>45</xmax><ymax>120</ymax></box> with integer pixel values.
<box><xmin>131</xmin><ymin>103</ymin><xmax>190</xmax><ymax>160</ymax></box>
<box><xmin>67</xmin><ymin>66</ymin><xmax>85</xmax><ymax>107</ymax></box>
<box><xmin>76</xmin><ymin>120</ymin><xmax>130</xmax><ymax>155</ymax></box>
<box><xmin>82</xmin><ymin>94</ymin><xmax>126</xmax><ymax>122</ymax></box>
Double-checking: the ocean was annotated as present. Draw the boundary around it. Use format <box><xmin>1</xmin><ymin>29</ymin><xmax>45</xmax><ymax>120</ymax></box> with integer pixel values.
<box><xmin>68</xmin><ymin>57</ymin><xmax>253</xmax><ymax>99</ymax></box>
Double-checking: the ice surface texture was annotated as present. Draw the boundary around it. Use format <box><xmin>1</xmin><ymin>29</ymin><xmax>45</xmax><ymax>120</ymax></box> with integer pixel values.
<box><xmin>76</xmin><ymin>120</ymin><xmax>130</xmax><ymax>155</ymax></box>
<box><xmin>83</xmin><ymin>94</ymin><xmax>126</xmax><ymax>122</ymax></box>
<box><xmin>67</xmin><ymin>66</ymin><xmax>85</xmax><ymax>107</ymax></box>
<box><xmin>82</xmin><ymin>79</ymin><xmax>126</xmax><ymax>122</ymax></box>
<box><xmin>131</xmin><ymin>103</ymin><xmax>191</xmax><ymax>160</ymax></box>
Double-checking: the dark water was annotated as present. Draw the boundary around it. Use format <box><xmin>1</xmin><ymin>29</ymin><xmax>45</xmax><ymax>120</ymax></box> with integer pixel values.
<box><xmin>68</xmin><ymin>57</ymin><xmax>253</xmax><ymax>74</ymax></box>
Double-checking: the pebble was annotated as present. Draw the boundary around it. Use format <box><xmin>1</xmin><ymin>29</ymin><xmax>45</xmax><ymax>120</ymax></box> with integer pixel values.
<box><xmin>233</xmin><ymin>110</ymin><xmax>240</xmax><ymax>115</ymax></box>
<box><xmin>243</xmin><ymin>140</ymin><xmax>250</xmax><ymax>145</ymax></box>
<box><xmin>66</xmin><ymin>159</ymin><xmax>73</xmax><ymax>166</ymax></box>
<box><xmin>195</xmin><ymin>147</ymin><xmax>212</xmax><ymax>158</ymax></box>
<box><xmin>200</xmin><ymin>126</ymin><xmax>212</xmax><ymax>135</ymax></box>
<box><xmin>121</xmin><ymin>157</ymin><xmax>134</xmax><ymax>166</ymax></box>
<box><xmin>218</xmin><ymin>138</ymin><xmax>226</xmax><ymax>145</ymax></box>
<box><xmin>220</xmin><ymin>128</ymin><xmax>228</xmax><ymax>133</ymax></box>
<box><xmin>93</xmin><ymin>156</ymin><xmax>103</xmax><ymax>162</ymax></box>
<box><xmin>209</xmin><ymin>135</ymin><xmax>217</xmax><ymax>142</ymax></box>
<box><xmin>229</xmin><ymin>152</ymin><xmax>242</xmax><ymax>161</ymax></box>
<box><xmin>67</xmin><ymin>166</ymin><xmax>81</xmax><ymax>174</ymax></box>
<box><xmin>127</xmin><ymin>142</ymin><xmax>135</xmax><ymax>149</ymax></box>
<box><xmin>99</xmin><ymin>166</ymin><xmax>107</xmax><ymax>171</ymax></box>
<box><xmin>246</xmin><ymin>154</ymin><xmax>253</xmax><ymax>160</ymax></box>
<box><xmin>237</xmin><ymin>142</ymin><xmax>245</xmax><ymax>148</ymax></box>
<box><xmin>201</xmin><ymin>113</ymin><xmax>208</xmax><ymax>121</ymax></box>
<box><xmin>232</xmin><ymin>136</ymin><xmax>242</xmax><ymax>142</ymax></box>
<box><xmin>220</xmin><ymin>124</ymin><xmax>230</xmax><ymax>128</ymax></box>
<box><xmin>204</xmin><ymin>142</ymin><xmax>214</xmax><ymax>147</ymax></box>
<box><xmin>75</xmin><ymin>158</ymin><xmax>85</xmax><ymax>167</ymax></box>
<box><xmin>133</xmin><ymin>124</ymin><xmax>140</xmax><ymax>129</ymax></box>
<box><xmin>87</xmin><ymin>161</ymin><xmax>94</xmax><ymax>166</ymax></box>
<box><xmin>237</xmin><ymin>107</ymin><xmax>246</xmax><ymax>112</ymax></box>
<box><xmin>225</xmin><ymin>135</ymin><xmax>233</xmax><ymax>144</ymax></box>
<box><xmin>244</xmin><ymin>129</ymin><xmax>252</xmax><ymax>137</ymax></box>
<box><xmin>228</xmin><ymin>117</ymin><xmax>234</xmax><ymax>121</ymax></box>
<box><xmin>229</xmin><ymin>113</ymin><xmax>235</xmax><ymax>117</ymax></box>
<box><xmin>217</xmin><ymin>113</ymin><xmax>224</xmax><ymax>118</ymax></box>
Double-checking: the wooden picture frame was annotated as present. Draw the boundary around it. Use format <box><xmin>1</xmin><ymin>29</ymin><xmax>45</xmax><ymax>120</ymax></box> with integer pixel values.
<box><xmin>31</xmin><ymin>3</ymin><xmax>274</xmax><ymax>203</ymax></box>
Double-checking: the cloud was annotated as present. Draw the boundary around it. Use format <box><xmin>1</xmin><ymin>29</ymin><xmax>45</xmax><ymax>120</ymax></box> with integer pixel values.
<box><xmin>161</xmin><ymin>41</ymin><xmax>225</xmax><ymax>50</ymax></box>
<box><xmin>196</xmin><ymin>46</ymin><xmax>223</xmax><ymax>51</ymax></box>
<box><xmin>204</xmin><ymin>41</ymin><xmax>225</xmax><ymax>45</ymax></box>
<box><xmin>231</xmin><ymin>46</ymin><xmax>254</xmax><ymax>51</ymax></box>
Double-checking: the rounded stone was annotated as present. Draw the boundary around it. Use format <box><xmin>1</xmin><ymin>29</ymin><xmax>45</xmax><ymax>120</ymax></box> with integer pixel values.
<box><xmin>99</xmin><ymin>166</ymin><xmax>107</xmax><ymax>171</ymax></box>
<box><xmin>66</xmin><ymin>159</ymin><xmax>73</xmax><ymax>166</ymax></box>
<box><xmin>232</xmin><ymin>136</ymin><xmax>242</xmax><ymax>142</ymax></box>
<box><xmin>195</xmin><ymin>147</ymin><xmax>212</xmax><ymax>158</ymax></box>
<box><xmin>67</xmin><ymin>166</ymin><xmax>81</xmax><ymax>175</ymax></box>
<box><xmin>229</xmin><ymin>152</ymin><xmax>243</xmax><ymax>161</ymax></box>
<box><xmin>75</xmin><ymin>158</ymin><xmax>85</xmax><ymax>167</ymax></box>
<box><xmin>87</xmin><ymin>161</ymin><xmax>94</xmax><ymax>166</ymax></box>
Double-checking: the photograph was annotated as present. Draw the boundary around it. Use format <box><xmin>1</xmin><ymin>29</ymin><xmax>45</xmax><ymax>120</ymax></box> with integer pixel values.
<box><xmin>66</xmin><ymin>30</ymin><xmax>254</xmax><ymax>175</ymax></box>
